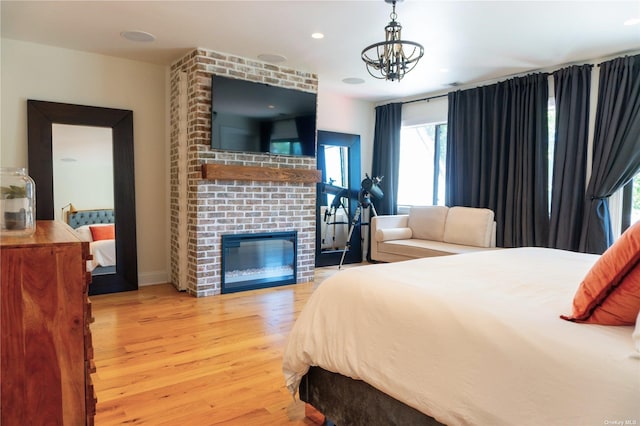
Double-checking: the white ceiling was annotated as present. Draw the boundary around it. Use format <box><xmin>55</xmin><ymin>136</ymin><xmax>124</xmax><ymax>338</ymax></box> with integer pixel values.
<box><xmin>2</xmin><ymin>1</ymin><xmax>639</xmax><ymax>102</ymax></box>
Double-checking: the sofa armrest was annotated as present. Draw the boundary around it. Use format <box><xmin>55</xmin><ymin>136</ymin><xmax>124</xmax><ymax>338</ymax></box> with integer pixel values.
<box><xmin>375</xmin><ymin>227</ymin><xmax>413</xmax><ymax>242</ymax></box>
<box><xmin>370</xmin><ymin>215</ymin><xmax>409</xmax><ymax>261</ymax></box>
<box><xmin>371</xmin><ymin>215</ymin><xmax>409</xmax><ymax>231</ymax></box>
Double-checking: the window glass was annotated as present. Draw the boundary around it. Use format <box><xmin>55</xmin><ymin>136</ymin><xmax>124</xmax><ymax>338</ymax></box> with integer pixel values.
<box><xmin>398</xmin><ymin>123</ymin><xmax>447</xmax><ymax>206</ymax></box>
<box><xmin>548</xmin><ymin>100</ymin><xmax>556</xmax><ymax>212</ymax></box>
<box><xmin>323</xmin><ymin>145</ymin><xmax>348</xmax><ymax>208</ymax></box>
<box><xmin>632</xmin><ymin>173</ymin><xmax>640</xmax><ymax>224</ymax></box>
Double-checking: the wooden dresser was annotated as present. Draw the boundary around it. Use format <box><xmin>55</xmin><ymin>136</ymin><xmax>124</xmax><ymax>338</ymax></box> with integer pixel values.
<box><xmin>1</xmin><ymin>220</ymin><xmax>96</xmax><ymax>425</ymax></box>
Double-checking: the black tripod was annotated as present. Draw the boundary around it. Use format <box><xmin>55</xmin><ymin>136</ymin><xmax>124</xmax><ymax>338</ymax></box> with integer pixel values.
<box><xmin>321</xmin><ymin>189</ymin><xmax>351</xmax><ymax>250</ymax></box>
<box><xmin>338</xmin><ymin>189</ymin><xmax>378</xmax><ymax>269</ymax></box>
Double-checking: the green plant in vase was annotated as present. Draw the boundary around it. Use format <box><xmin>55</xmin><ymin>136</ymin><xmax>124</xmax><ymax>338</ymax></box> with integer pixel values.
<box><xmin>1</xmin><ymin>184</ymin><xmax>28</xmax><ymax>230</ymax></box>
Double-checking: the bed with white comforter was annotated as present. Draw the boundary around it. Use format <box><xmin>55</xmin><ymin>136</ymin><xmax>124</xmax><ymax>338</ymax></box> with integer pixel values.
<box><xmin>283</xmin><ymin>248</ymin><xmax>639</xmax><ymax>425</ymax></box>
<box><xmin>73</xmin><ymin>224</ymin><xmax>116</xmax><ymax>271</ymax></box>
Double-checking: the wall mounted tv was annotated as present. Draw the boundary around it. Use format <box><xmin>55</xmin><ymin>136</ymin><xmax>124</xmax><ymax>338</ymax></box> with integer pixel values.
<box><xmin>210</xmin><ymin>75</ymin><xmax>318</xmax><ymax>157</ymax></box>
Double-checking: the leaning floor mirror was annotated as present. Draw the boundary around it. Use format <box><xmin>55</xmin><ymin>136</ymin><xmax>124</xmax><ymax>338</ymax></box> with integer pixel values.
<box><xmin>315</xmin><ymin>130</ymin><xmax>361</xmax><ymax>267</ymax></box>
<box><xmin>27</xmin><ymin>100</ymin><xmax>138</xmax><ymax>295</ymax></box>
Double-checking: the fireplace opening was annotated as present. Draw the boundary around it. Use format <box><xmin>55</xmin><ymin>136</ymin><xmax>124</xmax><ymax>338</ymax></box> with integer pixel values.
<box><xmin>221</xmin><ymin>231</ymin><xmax>297</xmax><ymax>294</ymax></box>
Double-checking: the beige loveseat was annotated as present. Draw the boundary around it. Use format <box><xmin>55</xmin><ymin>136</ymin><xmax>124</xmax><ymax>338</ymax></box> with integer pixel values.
<box><xmin>370</xmin><ymin>206</ymin><xmax>497</xmax><ymax>262</ymax></box>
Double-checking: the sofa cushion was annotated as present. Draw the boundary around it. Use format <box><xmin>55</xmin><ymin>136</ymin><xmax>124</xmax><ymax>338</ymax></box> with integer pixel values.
<box><xmin>407</xmin><ymin>206</ymin><xmax>448</xmax><ymax>241</ymax></box>
<box><xmin>379</xmin><ymin>239</ymin><xmax>495</xmax><ymax>259</ymax></box>
<box><xmin>375</xmin><ymin>227</ymin><xmax>413</xmax><ymax>242</ymax></box>
<box><xmin>443</xmin><ymin>206</ymin><xmax>495</xmax><ymax>247</ymax></box>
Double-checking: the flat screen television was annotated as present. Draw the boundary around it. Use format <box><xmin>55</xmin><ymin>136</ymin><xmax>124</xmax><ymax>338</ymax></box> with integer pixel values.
<box><xmin>210</xmin><ymin>74</ymin><xmax>317</xmax><ymax>157</ymax></box>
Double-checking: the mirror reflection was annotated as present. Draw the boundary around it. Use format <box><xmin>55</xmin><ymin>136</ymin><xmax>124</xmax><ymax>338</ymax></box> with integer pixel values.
<box><xmin>53</xmin><ymin>124</ymin><xmax>114</xmax><ymax>219</ymax></box>
<box><xmin>52</xmin><ymin>124</ymin><xmax>116</xmax><ymax>276</ymax></box>
<box><xmin>315</xmin><ymin>130</ymin><xmax>361</xmax><ymax>267</ymax></box>
<box><xmin>320</xmin><ymin>145</ymin><xmax>350</xmax><ymax>251</ymax></box>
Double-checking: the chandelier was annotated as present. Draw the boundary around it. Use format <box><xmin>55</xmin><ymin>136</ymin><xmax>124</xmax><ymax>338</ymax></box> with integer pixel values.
<box><xmin>361</xmin><ymin>0</ymin><xmax>424</xmax><ymax>82</ymax></box>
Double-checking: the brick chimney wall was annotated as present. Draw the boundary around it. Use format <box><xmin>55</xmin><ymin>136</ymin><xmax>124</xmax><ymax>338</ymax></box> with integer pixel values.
<box><xmin>169</xmin><ymin>48</ymin><xmax>318</xmax><ymax>296</ymax></box>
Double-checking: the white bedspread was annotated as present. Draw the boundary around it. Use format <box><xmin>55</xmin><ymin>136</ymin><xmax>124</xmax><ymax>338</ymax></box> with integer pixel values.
<box><xmin>87</xmin><ymin>239</ymin><xmax>116</xmax><ymax>271</ymax></box>
<box><xmin>283</xmin><ymin>248</ymin><xmax>640</xmax><ymax>425</ymax></box>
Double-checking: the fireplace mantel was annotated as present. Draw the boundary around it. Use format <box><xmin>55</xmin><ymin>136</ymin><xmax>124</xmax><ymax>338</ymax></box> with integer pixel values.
<box><xmin>202</xmin><ymin>164</ymin><xmax>322</xmax><ymax>183</ymax></box>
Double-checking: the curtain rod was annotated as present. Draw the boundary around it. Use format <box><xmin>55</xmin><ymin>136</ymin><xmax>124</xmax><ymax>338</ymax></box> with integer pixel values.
<box><xmin>389</xmin><ymin>51</ymin><xmax>637</xmax><ymax>108</ymax></box>
<box><xmin>402</xmin><ymin>93</ymin><xmax>448</xmax><ymax>105</ymax></box>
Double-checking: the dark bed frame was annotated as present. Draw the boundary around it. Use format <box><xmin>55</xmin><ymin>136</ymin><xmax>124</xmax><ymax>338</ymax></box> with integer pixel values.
<box><xmin>299</xmin><ymin>367</ymin><xmax>444</xmax><ymax>426</ymax></box>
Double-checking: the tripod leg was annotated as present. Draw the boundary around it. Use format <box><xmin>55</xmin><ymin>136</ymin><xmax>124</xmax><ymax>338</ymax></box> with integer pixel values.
<box><xmin>365</xmin><ymin>205</ymin><xmax>374</xmax><ymax>263</ymax></box>
<box><xmin>337</xmin><ymin>202</ymin><xmax>351</xmax><ymax>249</ymax></box>
<box><xmin>339</xmin><ymin>205</ymin><xmax>362</xmax><ymax>269</ymax></box>
<box><xmin>321</xmin><ymin>206</ymin><xmax>331</xmax><ymax>245</ymax></box>
<box><xmin>331</xmin><ymin>206</ymin><xmax>338</xmax><ymax>249</ymax></box>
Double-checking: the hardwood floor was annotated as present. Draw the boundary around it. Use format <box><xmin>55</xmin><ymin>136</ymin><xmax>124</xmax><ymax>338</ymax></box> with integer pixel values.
<box><xmin>91</xmin><ymin>264</ymin><xmax>356</xmax><ymax>425</ymax></box>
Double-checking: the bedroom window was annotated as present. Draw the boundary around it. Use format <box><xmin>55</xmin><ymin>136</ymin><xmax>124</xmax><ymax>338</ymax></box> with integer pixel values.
<box><xmin>621</xmin><ymin>172</ymin><xmax>640</xmax><ymax>232</ymax></box>
<box><xmin>398</xmin><ymin>123</ymin><xmax>447</xmax><ymax>206</ymax></box>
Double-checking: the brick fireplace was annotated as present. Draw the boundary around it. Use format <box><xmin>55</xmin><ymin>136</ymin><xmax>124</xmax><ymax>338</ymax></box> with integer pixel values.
<box><xmin>169</xmin><ymin>48</ymin><xmax>319</xmax><ymax>297</ymax></box>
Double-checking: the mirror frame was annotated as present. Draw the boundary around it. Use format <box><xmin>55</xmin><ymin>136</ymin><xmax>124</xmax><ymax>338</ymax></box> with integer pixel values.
<box><xmin>27</xmin><ymin>100</ymin><xmax>138</xmax><ymax>295</ymax></box>
<box><xmin>315</xmin><ymin>130</ymin><xmax>362</xmax><ymax>267</ymax></box>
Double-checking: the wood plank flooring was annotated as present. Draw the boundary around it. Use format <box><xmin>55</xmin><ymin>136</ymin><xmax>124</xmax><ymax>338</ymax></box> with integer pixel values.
<box><xmin>91</xmin><ymin>265</ymin><xmax>356</xmax><ymax>425</ymax></box>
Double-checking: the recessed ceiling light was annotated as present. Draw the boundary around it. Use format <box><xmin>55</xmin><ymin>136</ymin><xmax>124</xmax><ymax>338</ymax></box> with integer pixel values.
<box><xmin>342</xmin><ymin>77</ymin><xmax>365</xmax><ymax>85</ymax></box>
<box><xmin>258</xmin><ymin>53</ymin><xmax>287</xmax><ymax>63</ymax></box>
<box><xmin>311</xmin><ymin>33</ymin><xmax>325</xmax><ymax>39</ymax></box>
<box><xmin>440</xmin><ymin>68</ymin><xmax>449</xmax><ymax>73</ymax></box>
<box><xmin>624</xmin><ymin>18</ymin><xmax>640</xmax><ymax>26</ymax></box>
<box><xmin>120</xmin><ymin>30</ymin><xmax>156</xmax><ymax>42</ymax></box>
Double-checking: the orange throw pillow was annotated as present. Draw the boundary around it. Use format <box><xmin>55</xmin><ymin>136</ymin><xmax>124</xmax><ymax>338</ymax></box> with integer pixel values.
<box><xmin>561</xmin><ymin>221</ymin><xmax>640</xmax><ymax>325</ymax></box>
<box><xmin>90</xmin><ymin>224</ymin><xmax>115</xmax><ymax>241</ymax></box>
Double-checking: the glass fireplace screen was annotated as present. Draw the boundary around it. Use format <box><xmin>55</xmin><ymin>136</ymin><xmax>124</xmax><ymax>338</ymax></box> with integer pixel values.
<box><xmin>221</xmin><ymin>231</ymin><xmax>297</xmax><ymax>294</ymax></box>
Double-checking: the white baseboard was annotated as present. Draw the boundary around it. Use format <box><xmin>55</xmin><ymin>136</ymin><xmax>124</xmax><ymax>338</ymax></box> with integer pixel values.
<box><xmin>138</xmin><ymin>270</ymin><xmax>168</xmax><ymax>286</ymax></box>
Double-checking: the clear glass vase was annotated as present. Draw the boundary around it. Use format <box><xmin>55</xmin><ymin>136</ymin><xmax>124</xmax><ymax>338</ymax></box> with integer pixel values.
<box><xmin>0</xmin><ymin>167</ymin><xmax>36</xmax><ymax>237</ymax></box>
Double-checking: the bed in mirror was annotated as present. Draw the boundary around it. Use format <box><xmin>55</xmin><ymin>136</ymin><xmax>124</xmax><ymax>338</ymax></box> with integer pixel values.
<box><xmin>315</xmin><ymin>130</ymin><xmax>361</xmax><ymax>267</ymax></box>
<box><xmin>27</xmin><ymin>100</ymin><xmax>138</xmax><ymax>295</ymax></box>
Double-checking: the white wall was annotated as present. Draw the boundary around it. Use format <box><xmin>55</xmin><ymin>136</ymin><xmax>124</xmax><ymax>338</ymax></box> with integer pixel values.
<box><xmin>52</xmin><ymin>124</ymin><xmax>114</xmax><ymax>220</ymax></box>
<box><xmin>1</xmin><ymin>38</ymin><xmax>167</xmax><ymax>285</ymax></box>
<box><xmin>402</xmin><ymin>96</ymin><xmax>448</xmax><ymax>126</ymax></box>
<box><xmin>317</xmin><ymin>87</ymin><xmax>375</xmax><ymax>177</ymax></box>
<box><xmin>1</xmin><ymin>38</ymin><xmax>376</xmax><ymax>282</ymax></box>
